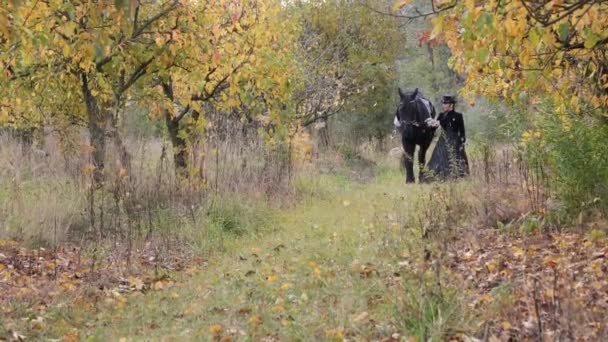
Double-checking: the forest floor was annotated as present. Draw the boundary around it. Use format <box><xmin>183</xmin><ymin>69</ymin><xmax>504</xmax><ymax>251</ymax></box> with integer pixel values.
<box><xmin>1</xmin><ymin>164</ymin><xmax>607</xmax><ymax>341</ymax></box>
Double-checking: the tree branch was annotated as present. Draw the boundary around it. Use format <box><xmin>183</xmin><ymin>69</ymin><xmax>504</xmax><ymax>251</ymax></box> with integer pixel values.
<box><xmin>132</xmin><ymin>0</ymin><xmax>180</xmax><ymax>39</ymax></box>
<box><xmin>191</xmin><ymin>48</ymin><xmax>254</xmax><ymax>102</ymax></box>
<box><xmin>96</xmin><ymin>1</ymin><xmax>180</xmax><ymax>71</ymax></box>
<box><xmin>119</xmin><ymin>55</ymin><xmax>156</xmax><ymax>95</ymax></box>
<box><xmin>357</xmin><ymin>0</ymin><xmax>455</xmax><ymax>21</ymax></box>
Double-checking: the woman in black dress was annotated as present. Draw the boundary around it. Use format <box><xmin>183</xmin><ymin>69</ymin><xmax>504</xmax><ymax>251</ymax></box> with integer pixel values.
<box><xmin>425</xmin><ymin>95</ymin><xmax>469</xmax><ymax>181</ymax></box>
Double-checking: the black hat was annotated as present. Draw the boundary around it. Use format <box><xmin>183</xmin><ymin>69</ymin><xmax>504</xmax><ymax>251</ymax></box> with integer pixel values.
<box><xmin>441</xmin><ymin>95</ymin><xmax>456</xmax><ymax>104</ymax></box>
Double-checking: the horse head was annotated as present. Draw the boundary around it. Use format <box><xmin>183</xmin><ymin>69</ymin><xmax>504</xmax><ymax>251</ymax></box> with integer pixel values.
<box><xmin>396</xmin><ymin>87</ymin><xmax>434</xmax><ymax>128</ymax></box>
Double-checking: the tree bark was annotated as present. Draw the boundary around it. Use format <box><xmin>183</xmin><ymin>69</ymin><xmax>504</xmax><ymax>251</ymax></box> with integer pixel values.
<box><xmin>165</xmin><ymin>109</ymin><xmax>188</xmax><ymax>174</ymax></box>
<box><xmin>110</xmin><ymin>117</ymin><xmax>132</xmax><ymax>176</ymax></box>
<box><xmin>161</xmin><ymin>80</ymin><xmax>190</xmax><ymax>176</ymax></box>
<box><xmin>81</xmin><ymin>73</ymin><xmax>107</xmax><ymax>186</ymax></box>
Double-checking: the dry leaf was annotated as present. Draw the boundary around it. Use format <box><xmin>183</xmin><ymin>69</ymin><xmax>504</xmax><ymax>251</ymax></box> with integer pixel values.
<box><xmin>209</xmin><ymin>324</ymin><xmax>224</xmax><ymax>334</ymax></box>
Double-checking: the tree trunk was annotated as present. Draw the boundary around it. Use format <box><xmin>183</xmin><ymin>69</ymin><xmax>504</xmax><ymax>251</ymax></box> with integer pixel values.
<box><xmin>162</xmin><ymin>80</ymin><xmax>199</xmax><ymax>178</ymax></box>
<box><xmin>108</xmin><ymin>110</ymin><xmax>132</xmax><ymax>175</ymax></box>
<box><xmin>165</xmin><ymin>109</ymin><xmax>188</xmax><ymax>175</ymax></box>
<box><xmin>81</xmin><ymin>73</ymin><xmax>107</xmax><ymax>186</ymax></box>
<box><xmin>318</xmin><ymin>118</ymin><xmax>330</xmax><ymax>150</ymax></box>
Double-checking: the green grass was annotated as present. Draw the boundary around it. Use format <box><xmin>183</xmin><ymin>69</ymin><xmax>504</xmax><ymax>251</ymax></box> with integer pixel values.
<box><xmin>4</xmin><ymin>171</ymin><xmax>475</xmax><ymax>341</ymax></box>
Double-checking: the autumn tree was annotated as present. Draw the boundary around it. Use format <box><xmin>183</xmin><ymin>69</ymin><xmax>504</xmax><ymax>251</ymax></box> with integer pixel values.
<box><xmin>393</xmin><ymin>0</ymin><xmax>608</xmax><ymax>211</ymax></box>
<box><xmin>394</xmin><ymin>0</ymin><xmax>608</xmax><ymax>116</ymax></box>
<box><xmin>138</xmin><ymin>0</ymin><xmax>299</xmax><ymax>175</ymax></box>
<box><xmin>1</xmin><ymin>0</ymin><xmax>299</xmax><ymax>180</ymax></box>
<box><xmin>1</xmin><ymin>0</ymin><xmax>191</xmax><ymax>185</ymax></box>
<box><xmin>291</xmin><ymin>0</ymin><xmax>403</xmax><ymax>147</ymax></box>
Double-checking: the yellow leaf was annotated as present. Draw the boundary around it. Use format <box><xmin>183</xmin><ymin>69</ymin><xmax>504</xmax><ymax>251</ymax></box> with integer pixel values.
<box><xmin>248</xmin><ymin>315</ymin><xmax>262</xmax><ymax>325</ymax></box>
<box><xmin>62</xmin><ymin>44</ymin><xmax>71</xmax><ymax>57</ymax></box>
<box><xmin>151</xmin><ymin>275</ymin><xmax>173</xmax><ymax>290</ymax></box>
<box><xmin>267</xmin><ymin>274</ymin><xmax>279</xmax><ymax>283</ymax></box>
<box><xmin>208</xmin><ymin>324</ymin><xmax>223</xmax><ymax>334</ymax></box>
<box><xmin>513</xmin><ymin>247</ymin><xmax>525</xmax><ymax>258</ymax></box>
<box><xmin>392</xmin><ymin>0</ymin><xmax>412</xmax><ymax>12</ymax></box>
<box><xmin>430</xmin><ymin>16</ymin><xmax>444</xmax><ymax>39</ymax></box>
<box><xmin>325</xmin><ymin>328</ymin><xmax>345</xmax><ymax>339</ymax></box>
<box><xmin>128</xmin><ymin>276</ymin><xmax>144</xmax><ymax>291</ymax></box>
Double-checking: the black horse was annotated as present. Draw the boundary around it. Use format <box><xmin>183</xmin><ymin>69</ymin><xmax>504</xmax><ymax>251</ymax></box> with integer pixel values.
<box><xmin>395</xmin><ymin>88</ymin><xmax>437</xmax><ymax>183</ymax></box>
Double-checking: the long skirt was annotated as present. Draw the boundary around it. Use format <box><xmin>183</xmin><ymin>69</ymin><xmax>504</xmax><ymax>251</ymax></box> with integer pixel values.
<box><xmin>424</xmin><ymin>131</ymin><xmax>469</xmax><ymax>181</ymax></box>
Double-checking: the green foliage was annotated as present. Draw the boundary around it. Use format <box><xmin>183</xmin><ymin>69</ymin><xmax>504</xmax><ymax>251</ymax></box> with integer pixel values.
<box><xmin>586</xmin><ymin>228</ymin><xmax>607</xmax><ymax>244</ymax></box>
<box><xmin>294</xmin><ymin>0</ymin><xmax>403</xmax><ymax>138</ymax></box>
<box><xmin>182</xmin><ymin>196</ymin><xmax>277</xmax><ymax>255</ymax></box>
<box><xmin>206</xmin><ymin>198</ymin><xmax>275</xmax><ymax>236</ymax></box>
<box><xmin>395</xmin><ymin>283</ymin><xmax>469</xmax><ymax>342</ymax></box>
<box><xmin>530</xmin><ymin>111</ymin><xmax>608</xmax><ymax>215</ymax></box>
<box><xmin>337</xmin><ymin>143</ymin><xmax>360</xmax><ymax>162</ymax></box>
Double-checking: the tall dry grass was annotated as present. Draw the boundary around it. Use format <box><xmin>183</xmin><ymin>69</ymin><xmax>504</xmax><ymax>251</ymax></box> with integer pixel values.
<box><xmin>0</xmin><ymin>118</ymin><xmax>311</xmax><ymax>252</ymax></box>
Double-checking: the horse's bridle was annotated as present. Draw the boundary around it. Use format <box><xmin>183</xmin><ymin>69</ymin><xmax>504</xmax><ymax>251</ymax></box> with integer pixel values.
<box><xmin>398</xmin><ymin>98</ymin><xmax>427</xmax><ymax>128</ymax></box>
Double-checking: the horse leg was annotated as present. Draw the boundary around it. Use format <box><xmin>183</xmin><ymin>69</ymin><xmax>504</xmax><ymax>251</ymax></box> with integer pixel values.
<box><xmin>403</xmin><ymin>143</ymin><xmax>416</xmax><ymax>183</ymax></box>
<box><xmin>418</xmin><ymin>144</ymin><xmax>429</xmax><ymax>183</ymax></box>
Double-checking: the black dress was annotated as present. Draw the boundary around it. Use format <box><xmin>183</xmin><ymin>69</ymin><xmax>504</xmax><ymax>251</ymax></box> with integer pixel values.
<box><xmin>425</xmin><ymin>110</ymin><xmax>469</xmax><ymax>180</ymax></box>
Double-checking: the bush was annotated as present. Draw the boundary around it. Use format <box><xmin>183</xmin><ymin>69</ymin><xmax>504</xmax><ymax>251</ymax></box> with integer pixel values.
<box><xmin>529</xmin><ymin>111</ymin><xmax>608</xmax><ymax>215</ymax></box>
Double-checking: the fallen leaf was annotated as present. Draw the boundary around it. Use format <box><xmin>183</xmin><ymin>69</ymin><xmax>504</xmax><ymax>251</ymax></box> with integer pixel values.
<box><xmin>248</xmin><ymin>315</ymin><xmax>262</xmax><ymax>326</ymax></box>
<box><xmin>325</xmin><ymin>328</ymin><xmax>345</xmax><ymax>339</ymax></box>
<box><xmin>209</xmin><ymin>324</ymin><xmax>223</xmax><ymax>335</ymax></box>
<box><xmin>129</xmin><ymin>276</ymin><xmax>145</xmax><ymax>291</ymax></box>
<box><xmin>267</xmin><ymin>274</ymin><xmax>279</xmax><ymax>284</ymax></box>
<box><xmin>151</xmin><ymin>275</ymin><xmax>173</xmax><ymax>290</ymax></box>
<box><xmin>513</xmin><ymin>247</ymin><xmax>525</xmax><ymax>258</ymax></box>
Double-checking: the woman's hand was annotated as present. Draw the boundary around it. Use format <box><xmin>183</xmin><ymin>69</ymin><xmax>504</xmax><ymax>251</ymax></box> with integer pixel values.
<box><xmin>425</xmin><ymin>118</ymin><xmax>440</xmax><ymax>128</ymax></box>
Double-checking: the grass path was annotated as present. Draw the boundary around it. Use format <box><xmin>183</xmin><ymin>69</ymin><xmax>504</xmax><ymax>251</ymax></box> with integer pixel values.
<box><xmin>5</xmin><ymin>164</ymin><xmax>607</xmax><ymax>340</ymax></box>
<box><xmin>79</xmin><ymin>170</ymin><xmax>466</xmax><ymax>341</ymax></box>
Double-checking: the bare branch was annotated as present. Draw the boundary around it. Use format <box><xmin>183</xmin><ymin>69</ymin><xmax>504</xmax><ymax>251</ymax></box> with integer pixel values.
<box><xmin>357</xmin><ymin>0</ymin><xmax>455</xmax><ymax>21</ymax></box>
